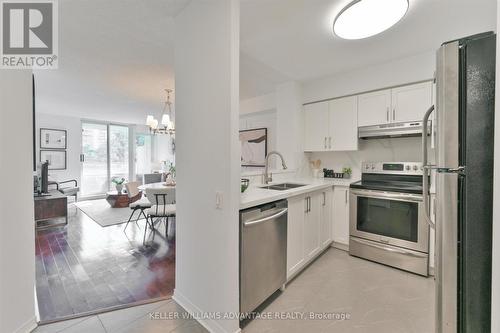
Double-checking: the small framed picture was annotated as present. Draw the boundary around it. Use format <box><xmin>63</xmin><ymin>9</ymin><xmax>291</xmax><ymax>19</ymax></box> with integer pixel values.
<box><xmin>40</xmin><ymin>150</ymin><xmax>67</xmax><ymax>170</ymax></box>
<box><xmin>240</xmin><ymin>128</ymin><xmax>267</xmax><ymax>167</ymax></box>
<box><xmin>40</xmin><ymin>128</ymin><xmax>67</xmax><ymax>149</ymax></box>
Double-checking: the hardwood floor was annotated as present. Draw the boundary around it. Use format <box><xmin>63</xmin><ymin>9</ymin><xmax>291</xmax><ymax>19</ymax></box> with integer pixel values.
<box><xmin>35</xmin><ymin>203</ymin><xmax>175</xmax><ymax>323</ymax></box>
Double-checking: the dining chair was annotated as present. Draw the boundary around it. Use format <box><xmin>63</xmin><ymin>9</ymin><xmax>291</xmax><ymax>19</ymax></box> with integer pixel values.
<box><xmin>144</xmin><ymin>187</ymin><xmax>176</xmax><ymax>245</ymax></box>
<box><xmin>124</xmin><ymin>181</ymin><xmax>151</xmax><ymax>232</ymax></box>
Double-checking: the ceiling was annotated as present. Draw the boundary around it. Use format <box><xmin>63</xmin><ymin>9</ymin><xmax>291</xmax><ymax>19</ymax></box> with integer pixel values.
<box><xmin>35</xmin><ymin>0</ymin><xmax>497</xmax><ymax>124</ymax></box>
<box><xmin>240</xmin><ymin>0</ymin><xmax>497</xmax><ymax>82</ymax></box>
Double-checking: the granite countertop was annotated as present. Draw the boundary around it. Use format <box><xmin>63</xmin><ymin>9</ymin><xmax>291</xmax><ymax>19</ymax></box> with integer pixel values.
<box><xmin>240</xmin><ymin>178</ymin><xmax>355</xmax><ymax>210</ymax></box>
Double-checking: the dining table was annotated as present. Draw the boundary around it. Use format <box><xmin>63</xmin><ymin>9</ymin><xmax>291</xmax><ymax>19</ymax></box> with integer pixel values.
<box><xmin>138</xmin><ymin>182</ymin><xmax>176</xmax><ymax>191</ymax></box>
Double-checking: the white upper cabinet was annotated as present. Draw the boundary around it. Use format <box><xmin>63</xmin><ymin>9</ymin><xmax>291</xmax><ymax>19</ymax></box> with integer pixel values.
<box><xmin>357</xmin><ymin>89</ymin><xmax>391</xmax><ymax>127</ymax></box>
<box><xmin>391</xmin><ymin>81</ymin><xmax>433</xmax><ymax>123</ymax></box>
<box><xmin>328</xmin><ymin>96</ymin><xmax>358</xmax><ymax>151</ymax></box>
<box><xmin>357</xmin><ymin>82</ymin><xmax>433</xmax><ymax>127</ymax></box>
<box><xmin>303</xmin><ymin>81</ymin><xmax>433</xmax><ymax>152</ymax></box>
<box><xmin>304</xmin><ymin>102</ymin><xmax>329</xmax><ymax>152</ymax></box>
<box><xmin>303</xmin><ymin>97</ymin><xmax>358</xmax><ymax>152</ymax></box>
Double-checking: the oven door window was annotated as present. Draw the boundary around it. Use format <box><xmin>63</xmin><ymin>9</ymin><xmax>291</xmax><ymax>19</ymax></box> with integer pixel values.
<box><xmin>357</xmin><ymin>197</ymin><xmax>418</xmax><ymax>242</ymax></box>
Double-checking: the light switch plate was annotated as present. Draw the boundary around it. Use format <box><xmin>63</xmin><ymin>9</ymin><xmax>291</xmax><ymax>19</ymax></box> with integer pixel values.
<box><xmin>215</xmin><ymin>191</ymin><xmax>223</xmax><ymax>209</ymax></box>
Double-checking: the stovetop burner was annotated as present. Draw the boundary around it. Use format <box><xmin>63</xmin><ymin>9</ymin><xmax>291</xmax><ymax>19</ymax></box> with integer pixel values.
<box><xmin>350</xmin><ymin>162</ymin><xmax>424</xmax><ymax>195</ymax></box>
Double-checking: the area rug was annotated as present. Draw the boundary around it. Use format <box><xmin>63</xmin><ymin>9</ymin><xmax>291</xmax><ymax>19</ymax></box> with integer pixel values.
<box><xmin>75</xmin><ymin>199</ymin><xmax>144</xmax><ymax>227</ymax></box>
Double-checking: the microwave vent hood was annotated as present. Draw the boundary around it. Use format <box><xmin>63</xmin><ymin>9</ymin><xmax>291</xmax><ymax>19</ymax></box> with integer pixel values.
<box><xmin>358</xmin><ymin>121</ymin><xmax>430</xmax><ymax>139</ymax></box>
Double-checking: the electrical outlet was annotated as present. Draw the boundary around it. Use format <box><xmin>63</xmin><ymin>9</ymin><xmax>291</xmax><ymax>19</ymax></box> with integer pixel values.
<box><xmin>215</xmin><ymin>191</ymin><xmax>223</xmax><ymax>209</ymax></box>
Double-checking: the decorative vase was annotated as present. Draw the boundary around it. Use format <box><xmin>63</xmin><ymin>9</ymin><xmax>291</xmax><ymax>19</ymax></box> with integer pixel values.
<box><xmin>116</xmin><ymin>184</ymin><xmax>123</xmax><ymax>193</ymax></box>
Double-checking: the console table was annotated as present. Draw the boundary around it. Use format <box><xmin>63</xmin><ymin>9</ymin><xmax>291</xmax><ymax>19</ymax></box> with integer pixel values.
<box><xmin>34</xmin><ymin>190</ymin><xmax>68</xmax><ymax>227</ymax></box>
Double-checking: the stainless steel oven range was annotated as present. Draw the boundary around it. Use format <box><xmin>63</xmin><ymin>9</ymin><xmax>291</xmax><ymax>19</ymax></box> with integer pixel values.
<box><xmin>349</xmin><ymin>162</ymin><xmax>429</xmax><ymax>276</ymax></box>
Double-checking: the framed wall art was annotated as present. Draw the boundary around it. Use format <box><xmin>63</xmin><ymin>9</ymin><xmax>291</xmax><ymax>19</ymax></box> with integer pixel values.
<box><xmin>240</xmin><ymin>128</ymin><xmax>267</xmax><ymax>167</ymax></box>
<box><xmin>40</xmin><ymin>128</ymin><xmax>67</xmax><ymax>149</ymax></box>
<box><xmin>40</xmin><ymin>150</ymin><xmax>67</xmax><ymax>170</ymax></box>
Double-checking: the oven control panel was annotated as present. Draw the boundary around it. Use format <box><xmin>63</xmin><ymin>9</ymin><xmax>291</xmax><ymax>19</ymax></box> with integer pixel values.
<box><xmin>362</xmin><ymin>162</ymin><xmax>423</xmax><ymax>175</ymax></box>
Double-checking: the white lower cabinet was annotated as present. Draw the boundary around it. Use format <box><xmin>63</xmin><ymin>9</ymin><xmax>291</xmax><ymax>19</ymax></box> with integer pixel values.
<box><xmin>286</xmin><ymin>195</ymin><xmax>306</xmax><ymax>278</ymax></box>
<box><xmin>332</xmin><ymin>186</ymin><xmax>350</xmax><ymax>246</ymax></box>
<box><xmin>286</xmin><ymin>187</ymin><xmax>333</xmax><ymax>280</ymax></box>
<box><xmin>319</xmin><ymin>188</ymin><xmax>333</xmax><ymax>247</ymax></box>
<box><xmin>304</xmin><ymin>192</ymin><xmax>321</xmax><ymax>260</ymax></box>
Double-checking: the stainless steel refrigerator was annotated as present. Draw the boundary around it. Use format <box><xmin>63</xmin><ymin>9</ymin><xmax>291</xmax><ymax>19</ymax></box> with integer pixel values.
<box><xmin>423</xmin><ymin>32</ymin><xmax>496</xmax><ymax>333</ymax></box>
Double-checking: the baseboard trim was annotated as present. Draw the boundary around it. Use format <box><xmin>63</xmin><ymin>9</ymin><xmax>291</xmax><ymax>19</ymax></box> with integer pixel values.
<box><xmin>331</xmin><ymin>241</ymin><xmax>349</xmax><ymax>252</ymax></box>
<box><xmin>173</xmin><ymin>289</ymin><xmax>241</xmax><ymax>333</ymax></box>
<box><xmin>13</xmin><ymin>316</ymin><xmax>37</xmax><ymax>333</ymax></box>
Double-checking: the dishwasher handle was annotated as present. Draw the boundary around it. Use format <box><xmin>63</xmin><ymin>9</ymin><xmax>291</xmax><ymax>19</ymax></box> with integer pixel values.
<box><xmin>243</xmin><ymin>208</ymin><xmax>288</xmax><ymax>227</ymax></box>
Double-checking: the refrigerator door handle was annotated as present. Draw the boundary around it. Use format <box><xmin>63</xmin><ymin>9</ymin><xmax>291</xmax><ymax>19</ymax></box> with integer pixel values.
<box><xmin>436</xmin><ymin>166</ymin><xmax>466</xmax><ymax>174</ymax></box>
<box><xmin>422</xmin><ymin>105</ymin><xmax>436</xmax><ymax>229</ymax></box>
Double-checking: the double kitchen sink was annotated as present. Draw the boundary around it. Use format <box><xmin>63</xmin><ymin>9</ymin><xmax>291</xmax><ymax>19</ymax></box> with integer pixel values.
<box><xmin>260</xmin><ymin>183</ymin><xmax>306</xmax><ymax>191</ymax></box>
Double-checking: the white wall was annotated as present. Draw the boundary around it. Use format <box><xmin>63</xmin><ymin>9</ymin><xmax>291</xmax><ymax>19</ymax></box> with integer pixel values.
<box><xmin>276</xmin><ymin>81</ymin><xmax>307</xmax><ymax>173</ymax></box>
<box><xmin>36</xmin><ymin>113</ymin><xmax>82</xmax><ymax>184</ymax></box>
<box><xmin>491</xmin><ymin>2</ymin><xmax>500</xmax><ymax>331</ymax></box>
<box><xmin>173</xmin><ymin>0</ymin><xmax>240</xmax><ymax>332</ymax></box>
<box><xmin>0</xmin><ymin>71</ymin><xmax>37</xmax><ymax>333</ymax></box>
<box><xmin>240</xmin><ymin>92</ymin><xmax>275</xmax><ymax>115</ymax></box>
<box><xmin>302</xmin><ymin>51</ymin><xmax>436</xmax><ymax>104</ymax></box>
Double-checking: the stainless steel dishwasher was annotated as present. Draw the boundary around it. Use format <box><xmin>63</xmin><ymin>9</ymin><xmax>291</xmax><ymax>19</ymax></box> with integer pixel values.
<box><xmin>240</xmin><ymin>200</ymin><xmax>287</xmax><ymax>314</ymax></box>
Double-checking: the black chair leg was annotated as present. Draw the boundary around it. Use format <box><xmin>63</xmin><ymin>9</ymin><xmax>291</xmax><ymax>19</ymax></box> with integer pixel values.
<box><xmin>133</xmin><ymin>208</ymin><xmax>145</xmax><ymax>227</ymax></box>
<box><xmin>143</xmin><ymin>216</ymin><xmax>152</xmax><ymax>246</ymax></box>
<box><xmin>124</xmin><ymin>208</ymin><xmax>138</xmax><ymax>232</ymax></box>
<box><xmin>139</xmin><ymin>209</ymin><xmax>148</xmax><ymax>221</ymax></box>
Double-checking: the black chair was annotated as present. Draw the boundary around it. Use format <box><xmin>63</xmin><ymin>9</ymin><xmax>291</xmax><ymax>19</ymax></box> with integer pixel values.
<box><xmin>124</xmin><ymin>181</ymin><xmax>152</xmax><ymax>232</ymax></box>
<box><xmin>143</xmin><ymin>189</ymin><xmax>176</xmax><ymax>245</ymax></box>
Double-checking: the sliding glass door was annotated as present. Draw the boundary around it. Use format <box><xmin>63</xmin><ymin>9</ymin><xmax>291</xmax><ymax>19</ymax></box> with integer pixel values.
<box><xmin>109</xmin><ymin>125</ymin><xmax>129</xmax><ymax>184</ymax></box>
<box><xmin>81</xmin><ymin>123</ymin><xmax>108</xmax><ymax>196</ymax></box>
<box><xmin>81</xmin><ymin>122</ymin><xmax>130</xmax><ymax>197</ymax></box>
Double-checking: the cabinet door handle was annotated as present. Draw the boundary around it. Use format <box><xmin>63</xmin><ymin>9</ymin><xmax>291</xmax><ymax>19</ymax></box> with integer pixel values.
<box><xmin>386</xmin><ymin>107</ymin><xmax>389</xmax><ymax>122</ymax></box>
<box><xmin>393</xmin><ymin>108</ymin><xmax>396</xmax><ymax>121</ymax></box>
<box><xmin>324</xmin><ymin>137</ymin><xmax>327</xmax><ymax>149</ymax></box>
<box><xmin>345</xmin><ymin>190</ymin><xmax>348</xmax><ymax>204</ymax></box>
<box><xmin>305</xmin><ymin>197</ymin><xmax>308</xmax><ymax>213</ymax></box>
<box><xmin>323</xmin><ymin>192</ymin><xmax>326</xmax><ymax>206</ymax></box>
<box><xmin>328</xmin><ymin>137</ymin><xmax>332</xmax><ymax>149</ymax></box>
<box><xmin>308</xmin><ymin>197</ymin><xmax>311</xmax><ymax>212</ymax></box>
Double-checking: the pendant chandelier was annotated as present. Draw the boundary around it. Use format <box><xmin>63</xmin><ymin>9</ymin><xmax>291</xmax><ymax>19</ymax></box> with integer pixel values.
<box><xmin>146</xmin><ymin>89</ymin><xmax>175</xmax><ymax>135</ymax></box>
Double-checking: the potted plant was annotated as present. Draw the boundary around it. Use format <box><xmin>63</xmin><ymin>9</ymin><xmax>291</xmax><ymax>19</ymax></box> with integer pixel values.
<box><xmin>112</xmin><ymin>177</ymin><xmax>126</xmax><ymax>193</ymax></box>
<box><xmin>342</xmin><ymin>167</ymin><xmax>352</xmax><ymax>179</ymax></box>
<box><xmin>168</xmin><ymin>162</ymin><xmax>176</xmax><ymax>179</ymax></box>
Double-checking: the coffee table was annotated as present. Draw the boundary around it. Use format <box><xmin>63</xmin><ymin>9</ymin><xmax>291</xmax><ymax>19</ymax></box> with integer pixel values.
<box><xmin>106</xmin><ymin>191</ymin><xmax>141</xmax><ymax>208</ymax></box>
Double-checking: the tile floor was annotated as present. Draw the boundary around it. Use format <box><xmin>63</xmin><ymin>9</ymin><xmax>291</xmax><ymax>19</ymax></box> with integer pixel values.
<box><xmin>36</xmin><ymin>203</ymin><xmax>175</xmax><ymax>322</ymax></box>
<box><xmin>34</xmin><ymin>248</ymin><xmax>434</xmax><ymax>333</ymax></box>
<box><xmin>243</xmin><ymin>249</ymin><xmax>435</xmax><ymax>333</ymax></box>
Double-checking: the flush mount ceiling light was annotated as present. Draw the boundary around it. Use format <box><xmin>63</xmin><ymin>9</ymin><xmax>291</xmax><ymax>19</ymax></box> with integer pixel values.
<box><xmin>333</xmin><ymin>0</ymin><xmax>409</xmax><ymax>40</ymax></box>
